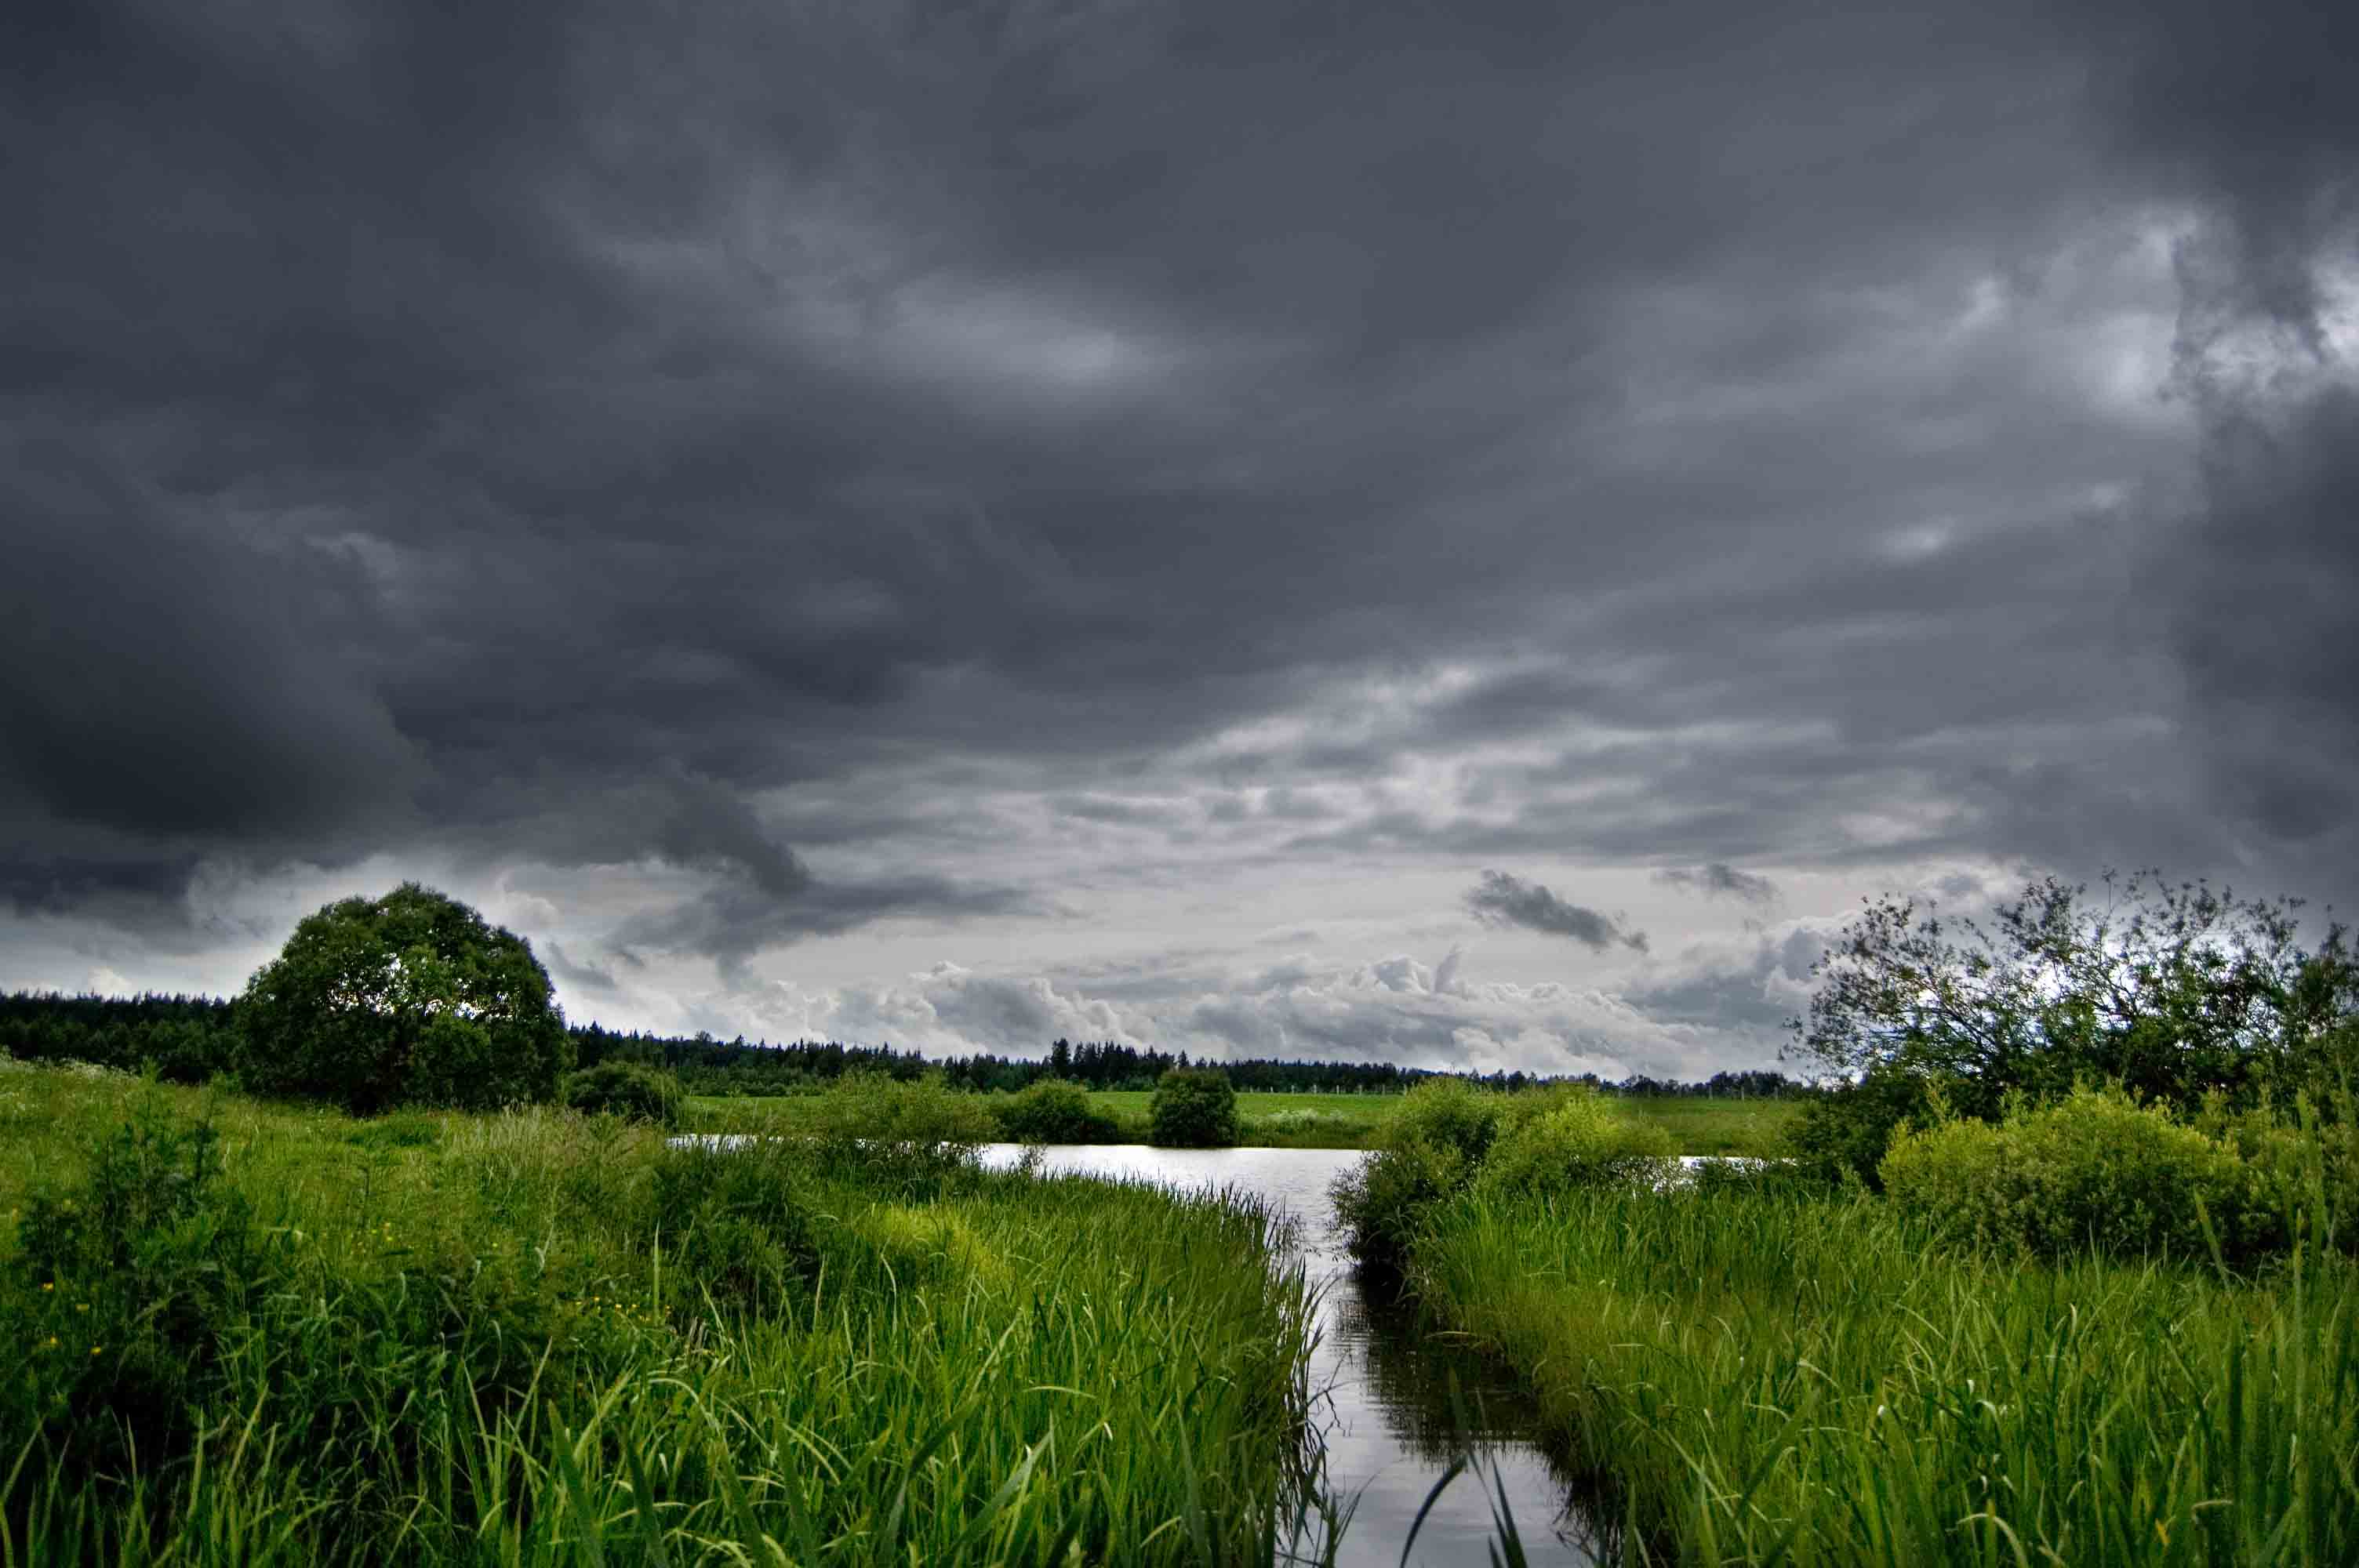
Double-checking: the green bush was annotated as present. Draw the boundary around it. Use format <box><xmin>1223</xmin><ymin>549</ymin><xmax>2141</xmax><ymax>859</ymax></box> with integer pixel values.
<box><xmin>1474</xmin><ymin>1087</ymin><xmax>1675</xmax><ymax>1197</ymax></box>
<box><xmin>1330</xmin><ymin>1080</ymin><xmax>1507</xmax><ymax>1263</ymax></box>
<box><xmin>1331</xmin><ymin>1133</ymin><xmax>1475</xmax><ymax>1266</ymax></box>
<box><xmin>1334</xmin><ymin>1081</ymin><xmax>1682</xmax><ymax>1263</ymax></box>
<box><xmin>1882</xmin><ymin>1085</ymin><xmax>2254</xmax><ymax>1262</ymax></box>
<box><xmin>237</xmin><ymin>884</ymin><xmax>572</xmax><ymax>1112</ymax></box>
<box><xmin>1149</xmin><ymin>1067</ymin><xmax>1238</xmax><ymax>1148</ymax></box>
<box><xmin>1784</xmin><ymin>1066</ymin><xmax>1944</xmax><ymax>1189</ymax></box>
<box><xmin>564</xmin><ymin>1060</ymin><xmax>686</xmax><ymax>1127</ymax></box>
<box><xmin>1383</xmin><ymin>1076</ymin><xmax>1506</xmax><ymax>1167</ymax></box>
<box><xmin>801</xmin><ymin>1073</ymin><xmax>996</xmax><ymax>1189</ymax></box>
<box><xmin>994</xmin><ymin>1078</ymin><xmax>1121</xmax><ymax>1143</ymax></box>
<box><xmin>2196</xmin><ymin>1090</ymin><xmax>2359</xmax><ymax>1258</ymax></box>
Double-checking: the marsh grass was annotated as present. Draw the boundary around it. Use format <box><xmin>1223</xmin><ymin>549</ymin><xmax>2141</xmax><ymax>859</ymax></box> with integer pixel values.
<box><xmin>1407</xmin><ymin>1182</ymin><xmax>2359</xmax><ymax>1566</ymax></box>
<box><xmin>691</xmin><ymin>1089</ymin><xmax>1805</xmax><ymax>1154</ymax></box>
<box><xmin>1</xmin><ymin>1066</ymin><xmax>1321</xmax><ymax>1564</ymax></box>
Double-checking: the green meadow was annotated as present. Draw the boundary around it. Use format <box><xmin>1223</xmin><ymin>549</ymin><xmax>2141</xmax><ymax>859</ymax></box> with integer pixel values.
<box><xmin>692</xmin><ymin>1087</ymin><xmax>1805</xmax><ymax>1153</ymax></box>
<box><xmin>0</xmin><ymin>1062</ymin><xmax>1321</xmax><ymax>1565</ymax></box>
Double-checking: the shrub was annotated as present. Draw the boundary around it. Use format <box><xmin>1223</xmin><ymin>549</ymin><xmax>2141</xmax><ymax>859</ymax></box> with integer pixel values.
<box><xmin>1384</xmin><ymin>1077</ymin><xmax>1506</xmax><ymax>1167</ymax></box>
<box><xmin>1474</xmin><ymin>1087</ymin><xmax>1675</xmax><ymax>1197</ymax></box>
<box><xmin>1150</xmin><ymin>1067</ymin><xmax>1238</xmax><ymax>1148</ymax></box>
<box><xmin>1882</xmin><ymin>1085</ymin><xmax>2252</xmax><ymax>1262</ymax></box>
<box><xmin>994</xmin><ymin>1078</ymin><xmax>1121</xmax><ymax>1143</ymax></box>
<box><xmin>1784</xmin><ymin>1066</ymin><xmax>1944</xmax><ymax>1190</ymax></box>
<box><xmin>237</xmin><ymin>884</ymin><xmax>572</xmax><ymax>1112</ymax></box>
<box><xmin>801</xmin><ymin>1073</ymin><xmax>995</xmax><ymax>1189</ymax></box>
<box><xmin>1331</xmin><ymin>1134</ymin><xmax>1476</xmax><ymax>1266</ymax></box>
<box><xmin>565</xmin><ymin>1060</ymin><xmax>686</xmax><ymax>1127</ymax></box>
<box><xmin>2196</xmin><ymin>1090</ymin><xmax>2359</xmax><ymax>1258</ymax></box>
<box><xmin>1330</xmin><ymin>1080</ymin><xmax>1507</xmax><ymax>1264</ymax></box>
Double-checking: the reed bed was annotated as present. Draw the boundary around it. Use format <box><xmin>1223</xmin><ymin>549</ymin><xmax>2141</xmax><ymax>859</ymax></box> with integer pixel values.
<box><xmin>1407</xmin><ymin>1183</ymin><xmax>2359</xmax><ymax>1566</ymax></box>
<box><xmin>1</xmin><ymin>1066</ymin><xmax>1321</xmax><ymax>1564</ymax></box>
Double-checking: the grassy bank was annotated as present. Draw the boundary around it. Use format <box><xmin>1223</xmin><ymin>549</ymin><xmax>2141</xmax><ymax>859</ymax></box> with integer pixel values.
<box><xmin>0</xmin><ymin>1062</ymin><xmax>1319</xmax><ymax>1564</ymax></box>
<box><xmin>1405</xmin><ymin>1182</ymin><xmax>2359</xmax><ymax>1565</ymax></box>
<box><xmin>691</xmin><ymin>1087</ymin><xmax>1804</xmax><ymax>1153</ymax></box>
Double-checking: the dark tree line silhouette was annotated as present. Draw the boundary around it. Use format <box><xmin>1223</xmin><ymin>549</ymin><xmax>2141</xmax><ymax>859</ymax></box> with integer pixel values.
<box><xmin>1</xmin><ymin>992</ymin><xmax>1813</xmax><ymax>1099</ymax></box>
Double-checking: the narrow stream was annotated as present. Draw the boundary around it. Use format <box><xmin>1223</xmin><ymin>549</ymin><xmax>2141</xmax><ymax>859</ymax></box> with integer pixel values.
<box><xmin>978</xmin><ymin>1145</ymin><xmax>1601</xmax><ymax>1566</ymax></box>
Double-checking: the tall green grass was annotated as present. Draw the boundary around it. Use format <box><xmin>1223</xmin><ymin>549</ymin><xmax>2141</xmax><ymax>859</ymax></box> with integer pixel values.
<box><xmin>1406</xmin><ymin>1181</ymin><xmax>2359</xmax><ymax>1566</ymax></box>
<box><xmin>1</xmin><ymin>1064</ymin><xmax>1321</xmax><ymax>1564</ymax></box>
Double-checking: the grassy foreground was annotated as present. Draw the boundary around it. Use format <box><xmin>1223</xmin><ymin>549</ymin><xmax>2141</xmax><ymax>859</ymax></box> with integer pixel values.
<box><xmin>0</xmin><ymin>1062</ymin><xmax>1320</xmax><ymax>1565</ymax></box>
<box><xmin>692</xmin><ymin>1088</ymin><xmax>1804</xmax><ymax>1154</ymax></box>
<box><xmin>1407</xmin><ymin>1181</ymin><xmax>2359</xmax><ymax>1566</ymax></box>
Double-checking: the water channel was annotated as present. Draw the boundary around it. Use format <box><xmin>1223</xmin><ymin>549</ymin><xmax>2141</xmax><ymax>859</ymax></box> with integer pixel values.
<box><xmin>976</xmin><ymin>1144</ymin><xmax>1601</xmax><ymax>1566</ymax></box>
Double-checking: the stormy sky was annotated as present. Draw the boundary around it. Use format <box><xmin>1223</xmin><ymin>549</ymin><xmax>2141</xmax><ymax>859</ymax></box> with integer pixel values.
<box><xmin>5</xmin><ymin>0</ymin><xmax>2354</xmax><ymax>1078</ymax></box>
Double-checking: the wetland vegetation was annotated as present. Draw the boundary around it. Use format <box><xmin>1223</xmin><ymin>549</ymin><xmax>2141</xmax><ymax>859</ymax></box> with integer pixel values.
<box><xmin>16</xmin><ymin>869</ymin><xmax>2356</xmax><ymax>1563</ymax></box>
<box><xmin>1333</xmin><ymin>874</ymin><xmax>2359</xmax><ymax>1566</ymax></box>
<box><xmin>0</xmin><ymin>1066</ymin><xmax>1321</xmax><ymax>1564</ymax></box>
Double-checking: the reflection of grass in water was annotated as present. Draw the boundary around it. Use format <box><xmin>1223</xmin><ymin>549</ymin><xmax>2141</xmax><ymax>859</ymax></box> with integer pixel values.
<box><xmin>1338</xmin><ymin>1265</ymin><xmax>1629</xmax><ymax>1563</ymax></box>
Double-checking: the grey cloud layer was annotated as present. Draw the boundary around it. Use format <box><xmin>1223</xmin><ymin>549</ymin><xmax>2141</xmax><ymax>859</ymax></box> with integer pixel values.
<box><xmin>1464</xmin><ymin>871</ymin><xmax>1649</xmax><ymax>953</ymax></box>
<box><xmin>5</xmin><ymin>0</ymin><xmax>2354</xmax><ymax>1061</ymax></box>
<box><xmin>1657</xmin><ymin>865</ymin><xmax>1780</xmax><ymax>908</ymax></box>
<box><xmin>760</xmin><ymin>947</ymin><xmax>1731</xmax><ymax>1081</ymax></box>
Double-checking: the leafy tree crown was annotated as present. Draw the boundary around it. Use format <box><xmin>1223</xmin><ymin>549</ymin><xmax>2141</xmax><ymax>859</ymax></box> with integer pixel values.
<box><xmin>1149</xmin><ymin>1066</ymin><xmax>1238</xmax><ymax>1148</ymax></box>
<box><xmin>238</xmin><ymin>883</ymin><xmax>571</xmax><ymax>1112</ymax></box>
<box><xmin>1788</xmin><ymin>869</ymin><xmax>2357</xmax><ymax>1117</ymax></box>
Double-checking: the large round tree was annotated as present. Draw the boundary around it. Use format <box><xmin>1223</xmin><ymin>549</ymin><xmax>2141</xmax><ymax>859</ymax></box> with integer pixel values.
<box><xmin>238</xmin><ymin>884</ymin><xmax>572</xmax><ymax>1112</ymax></box>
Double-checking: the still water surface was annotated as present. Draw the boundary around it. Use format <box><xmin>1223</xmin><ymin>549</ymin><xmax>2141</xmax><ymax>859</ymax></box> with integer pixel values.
<box><xmin>977</xmin><ymin>1145</ymin><xmax>1598</xmax><ymax>1567</ymax></box>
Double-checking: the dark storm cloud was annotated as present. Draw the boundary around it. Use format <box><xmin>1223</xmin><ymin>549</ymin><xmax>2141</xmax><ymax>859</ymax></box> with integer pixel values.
<box><xmin>618</xmin><ymin>872</ymin><xmax>1040</xmax><ymax>978</ymax></box>
<box><xmin>2094</xmin><ymin>0</ymin><xmax>2359</xmax><ymax>897</ymax></box>
<box><xmin>1464</xmin><ymin>871</ymin><xmax>1648</xmax><ymax>953</ymax></box>
<box><xmin>4</xmin><ymin>0</ymin><xmax>2355</xmax><ymax>1002</ymax></box>
<box><xmin>0</xmin><ymin>852</ymin><xmax>203</xmax><ymax>926</ymax></box>
<box><xmin>1657</xmin><ymin>864</ymin><xmax>1780</xmax><ymax>908</ymax></box>
<box><xmin>0</xmin><ymin>440</ymin><xmax>414</xmax><ymax>848</ymax></box>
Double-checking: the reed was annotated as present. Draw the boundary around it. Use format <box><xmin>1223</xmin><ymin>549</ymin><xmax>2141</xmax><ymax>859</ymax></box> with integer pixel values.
<box><xmin>1407</xmin><ymin>1181</ymin><xmax>2359</xmax><ymax>1566</ymax></box>
<box><xmin>0</xmin><ymin>1065</ymin><xmax>1320</xmax><ymax>1564</ymax></box>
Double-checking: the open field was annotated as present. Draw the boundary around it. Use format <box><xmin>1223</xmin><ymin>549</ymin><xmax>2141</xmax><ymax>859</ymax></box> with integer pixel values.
<box><xmin>692</xmin><ymin>1087</ymin><xmax>1806</xmax><ymax>1153</ymax></box>
<box><xmin>0</xmin><ymin>1062</ymin><xmax>1320</xmax><ymax>1564</ymax></box>
<box><xmin>1614</xmin><ymin>1092</ymin><xmax>1803</xmax><ymax>1156</ymax></box>
<box><xmin>1085</xmin><ymin>1088</ymin><xmax>1401</xmax><ymax>1146</ymax></box>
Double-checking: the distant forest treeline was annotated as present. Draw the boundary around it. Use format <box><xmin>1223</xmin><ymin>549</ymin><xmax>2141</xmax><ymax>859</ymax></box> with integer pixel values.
<box><xmin>0</xmin><ymin>990</ymin><xmax>1815</xmax><ymax>1099</ymax></box>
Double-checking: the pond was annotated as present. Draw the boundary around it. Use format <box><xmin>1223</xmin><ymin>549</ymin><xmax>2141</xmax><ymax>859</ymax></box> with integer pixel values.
<box><xmin>976</xmin><ymin>1144</ymin><xmax>1602</xmax><ymax>1566</ymax></box>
